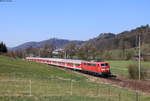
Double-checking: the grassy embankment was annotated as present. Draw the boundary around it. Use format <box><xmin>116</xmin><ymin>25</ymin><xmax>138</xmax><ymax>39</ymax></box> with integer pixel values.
<box><xmin>0</xmin><ymin>56</ymin><xmax>149</xmax><ymax>101</ymax></box>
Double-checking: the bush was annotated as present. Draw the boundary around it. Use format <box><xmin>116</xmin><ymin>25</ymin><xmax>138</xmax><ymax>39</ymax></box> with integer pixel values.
<box><xmin>143</xmin><ymin>56</ymin><xmax>150</xmax><ymax>61</ymax></box>
<box><xmin>125</xmin><ymin>50</ymin><xmax>134</xmax><ymax>60</ymax></box>
<box><xmin>127</xmin><ymin>64</ymin><xmax>148</xmax><ymax>80</ymax></box>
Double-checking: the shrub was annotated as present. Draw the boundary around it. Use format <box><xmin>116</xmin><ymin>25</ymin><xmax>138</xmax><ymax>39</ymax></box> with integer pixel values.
<box><xmin>127</xmin><ymin>63</ymin><xmax>148</xmax><ymax>80</ymax></box>
<box><xmin>125</xmin><ymin>50</ymin><xmax>134</xmax><ymax>60</ymax></box>
<box><xmin>143</xmin><ymin>56</ymin><xmax>150</xmax><ymax>61</ymax></box>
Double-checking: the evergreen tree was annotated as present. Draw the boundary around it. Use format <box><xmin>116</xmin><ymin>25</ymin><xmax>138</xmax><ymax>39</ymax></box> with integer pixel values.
<box><xmin>0</xmin><ymin>42</ymin><xmax>8</xmax><ymax>53</ymax></box>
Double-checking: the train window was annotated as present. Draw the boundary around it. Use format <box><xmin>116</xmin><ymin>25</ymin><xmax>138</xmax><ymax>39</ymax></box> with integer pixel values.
<box><xmin>83</xmin><ymin>63</ymin><xmax>87</xmax><ymax>65</ymax></box>
<box><xmin>91</xmin><ymin>64</ymin><xmax>96</xmax><ymax>67</ymax></box>
<box><xmin>75</xmin><ymin>64</ymin><xmax>80</xmax><ymax>66</ymax></box>
<box><xmin>67</xmin><ymin>63</ymin><xmax>73</xmax><ymax>65</ymax></box>
<box><xmin>84</xmin><ymin>63</ymin><xmax>96</xmax><ymax>67</ymax></box>
<box><xmin>86</xmin><ymin>63</ymin><xmax>89</xmax><ymax>66</ymax></box>
<box><xmin>84</xmin><ymin>63</ymin><xmax>89</xmax><ymax>66</ymax></box>
<box><xmin>101</xmin><ymin>63</ymin><xmax>108</xmax><ymax>67</ymax></box>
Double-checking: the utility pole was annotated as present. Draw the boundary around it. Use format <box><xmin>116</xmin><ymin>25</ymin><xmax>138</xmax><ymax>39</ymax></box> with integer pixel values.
<box><xmin>65</xmin><ymin>51</ymin><xmax>67</xmax><ymax>59</ymax></box>
<box><xmin>138</xmin><ymin>35</ymin><xmax>141</xmax><ymax>80</ymax></box>
<box><xmin>39</xmin><ymin>48</ymin><xmax>41</xmax><ymax>57</ymax></box>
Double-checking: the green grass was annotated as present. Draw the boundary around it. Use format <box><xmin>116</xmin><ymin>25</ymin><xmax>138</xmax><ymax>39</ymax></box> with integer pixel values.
<box><xmin>0</xmin><ymin>56</ymin><xmax>149</xmax><ymax>101</ymax></box>
<box><xmin>108</xmin><ymin>60</ymin><xmax>150</xmax><ymax>76</ymax></box>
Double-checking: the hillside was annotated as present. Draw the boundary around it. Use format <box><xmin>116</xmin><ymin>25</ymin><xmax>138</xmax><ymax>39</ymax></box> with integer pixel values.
<box><xmin>11</xmin><ymin>38</ymin><xmax>84</xmax><ymax>50</ymax></box>
<box><xmin>77</xmin><ymin>25</ymin><xmax>150</xmax><ymax>60</ymax></box>
<box><xmin>86</xmin><ymin>25</ymin><xmax>150</xmax><ymax>51</ymax></box>
<box><xmin>0</xmin><ymin>56</ymin><xmax>149</xmax><ymax>101</ymax></box>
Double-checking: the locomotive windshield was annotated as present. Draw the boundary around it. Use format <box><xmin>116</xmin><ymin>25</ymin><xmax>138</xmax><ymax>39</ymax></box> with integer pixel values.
<box><xmin>101</xmin><ymin>63</ymin><xmax>108</xmax><ymax>67</ymax></box>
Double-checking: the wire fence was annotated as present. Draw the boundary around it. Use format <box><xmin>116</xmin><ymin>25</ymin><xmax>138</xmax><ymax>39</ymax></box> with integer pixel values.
<box><xmin>0</xmin><ymin>79</ymin><xmax>31</xmax><ymax>96</ymax></box>
<box><xmin>0</xmin><ymin>76</ymin><xmax>149</xmax><ymax>101</ymax></box>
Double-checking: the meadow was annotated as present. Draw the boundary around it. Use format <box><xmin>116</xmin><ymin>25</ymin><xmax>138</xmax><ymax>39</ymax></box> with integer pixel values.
<box><xmin>108</xmin><ymin>60</ymin><xmax>150</xmax><ymax>76</ymax></box>
<box><xmin>0</xmin><ymin>56</ymin><xmax>149</xmax><ymax>101</ymax></box>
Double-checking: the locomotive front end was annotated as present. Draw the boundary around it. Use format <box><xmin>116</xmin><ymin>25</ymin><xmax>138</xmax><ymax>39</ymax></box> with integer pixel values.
<box><xmin>99</xmin><ymin>62</ymin><xmax>111</xmax><ymax>76</ymax></box>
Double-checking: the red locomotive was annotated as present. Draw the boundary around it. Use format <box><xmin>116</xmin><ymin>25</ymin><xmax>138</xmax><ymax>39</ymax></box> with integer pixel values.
<box><xmin>26</xmin><ymin>57</ymin><xmax>111</xmax><ymax>77</ymax></box>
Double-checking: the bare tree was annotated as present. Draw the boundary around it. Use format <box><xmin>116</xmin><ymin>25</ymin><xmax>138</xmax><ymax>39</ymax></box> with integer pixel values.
<box><xmin>40</xmin><ymin>43</ymin><xmax>56</xmax><ymax>57</ymax></box>
<box><xmin>64</xmin><ymin>42</ymin><xmax>77</xmax><ymax>58</ymax></box>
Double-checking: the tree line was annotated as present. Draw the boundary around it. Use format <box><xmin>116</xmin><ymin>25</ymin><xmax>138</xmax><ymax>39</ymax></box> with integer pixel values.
<box><xmin>4</xmin><ymin>25</ymin><xmax>150</xmax><ymax>61</ymax></box>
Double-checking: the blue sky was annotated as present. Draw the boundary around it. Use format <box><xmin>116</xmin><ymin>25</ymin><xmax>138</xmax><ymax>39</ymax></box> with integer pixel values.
<box><xmin>0</xmin><ymin>0</ymin><xmax>150</xmax><ymax>47</ymax></box>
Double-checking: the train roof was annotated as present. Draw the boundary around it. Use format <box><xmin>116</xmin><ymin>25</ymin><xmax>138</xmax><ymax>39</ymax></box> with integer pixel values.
<box><xmin>26</xmin><ymin>57</ymin><xmax>107</xmax><ymax>64</ymax></box>
<box><xmin>26</xmin><ymin>57</ymin><xmax>86</xmax><ymax>64</ymax></box>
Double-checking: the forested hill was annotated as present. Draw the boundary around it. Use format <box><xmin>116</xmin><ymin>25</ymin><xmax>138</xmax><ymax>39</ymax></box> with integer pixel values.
<box><xmin>75</xmin><ymin>25</ymin><xmax>150</xmax><ymax>60</ymax></box>
<box><xmin>85</xmin><ymin>25</ymin><xmax>150</xmax><ymax>51</ymax></box>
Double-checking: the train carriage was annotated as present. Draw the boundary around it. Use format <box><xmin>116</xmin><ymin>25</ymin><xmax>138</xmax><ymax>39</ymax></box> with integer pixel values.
<box><xmin>26</xmin><ymin>57</ymin><xmax>111</xmax><ymax>77</ymax></box>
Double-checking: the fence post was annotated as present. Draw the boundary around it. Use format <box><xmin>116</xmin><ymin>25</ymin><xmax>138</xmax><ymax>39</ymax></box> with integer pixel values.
<box><xmin>29</xmin><ymin>80</ymin><xmax>32</xmax><ymax>96</ymax></box>
<box><xmin>97</xmin><ymin>84</ymin><xmax>99</xmax><ymax>97</ymax></box>
<box><xmin>70</xmin><ymin>79</ymin><xmax>73</xmax><ymax>96</ymax></box>
<box><xmin>118</xmin><ymin>92</ymin><xmax>121</xmax><ymax>101</ymax></box>
<box><xmin>108</xmin><ymin>86</ymin><xmax>111</xmax><ymax>101</ymax></box>
<box><xmin>136</xmin><ymin>92</ymin><xmax>139</xmax><ymax>101</ymax></box>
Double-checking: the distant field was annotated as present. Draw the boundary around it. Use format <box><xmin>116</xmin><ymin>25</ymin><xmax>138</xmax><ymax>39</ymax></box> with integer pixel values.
<box><xmin>108</xmin><ymin>60</ymin><xmax>150</xmax><ymax>76</ymax></box>
<box><xmin>0</xmin><ymin>56</ymin><xmax>149</xmax><ymax>101</ymax></box>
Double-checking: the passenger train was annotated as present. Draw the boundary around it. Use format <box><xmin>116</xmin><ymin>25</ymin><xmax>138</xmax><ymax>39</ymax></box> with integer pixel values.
<box><xmin>26</xmin><ymin>57</ymin><xmax>111</xmax><ymax>77</ymax></box>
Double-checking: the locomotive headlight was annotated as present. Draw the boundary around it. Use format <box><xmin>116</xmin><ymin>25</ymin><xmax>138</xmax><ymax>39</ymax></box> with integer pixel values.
<box><xmin>102</xmin><ymin>68</ymin><xmax>109</xmax><ymax>71</ymax></box>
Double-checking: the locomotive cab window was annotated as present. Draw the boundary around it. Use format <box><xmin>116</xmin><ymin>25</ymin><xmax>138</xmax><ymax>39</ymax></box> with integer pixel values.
<box><xmin>101</xmin><ymin>63</ymin><xmax>108</xmax><ymax>67</ymax></box>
